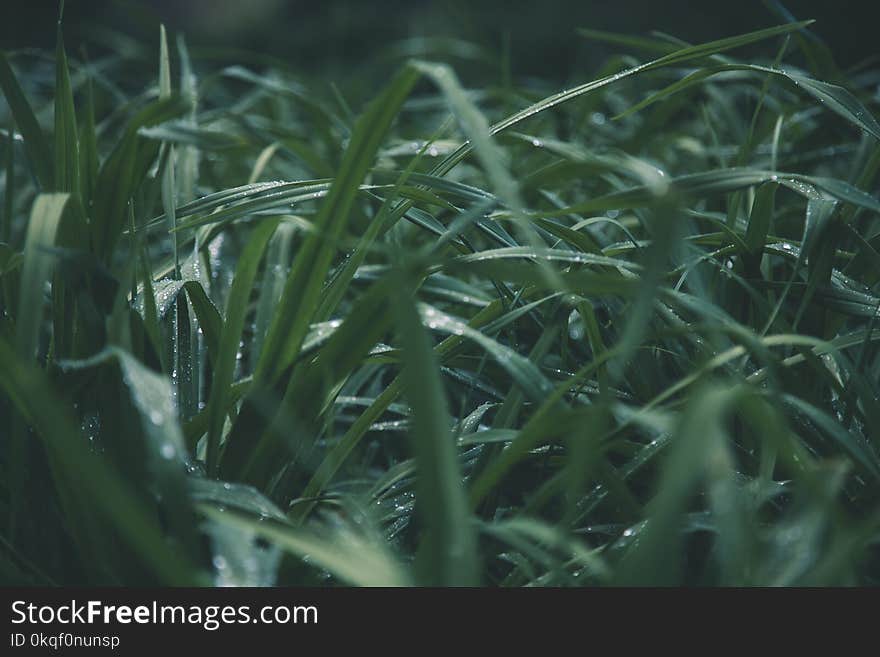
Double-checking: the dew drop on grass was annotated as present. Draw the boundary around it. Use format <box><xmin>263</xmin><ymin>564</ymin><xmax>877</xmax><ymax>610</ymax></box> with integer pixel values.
<box><xmin>80</xmin><ymin>412</ymin><xmax>101</xmax><ymax>443</ymax></box>
<box><xmin>207</xmin><ymin>517</ymin><xmax>281</xmax><ymax>586</ymax></box>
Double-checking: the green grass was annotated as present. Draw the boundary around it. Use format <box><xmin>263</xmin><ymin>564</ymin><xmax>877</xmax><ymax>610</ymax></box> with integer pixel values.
<box><xmin>2</xmin><ymin>6</ymin><xmax>880</xmax><ymax>586</ymax></box>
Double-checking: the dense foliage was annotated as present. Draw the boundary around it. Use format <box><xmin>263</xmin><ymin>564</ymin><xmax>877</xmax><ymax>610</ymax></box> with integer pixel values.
<box><xmin>2</xmin><ymin>10</ymin><xmax>880</xmax><ymax>586</ymax></box>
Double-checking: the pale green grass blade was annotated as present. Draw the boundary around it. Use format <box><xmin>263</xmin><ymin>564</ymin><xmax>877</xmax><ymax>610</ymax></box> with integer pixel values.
<box><xmin>201</xmin><ymin>505</ymin><xmax>411</xmax><ymax>586</ymax></box>
<box><xmin>17</xmin><ymin>193</ymin><xmax>69</xmax><ymax>358</ymax></box>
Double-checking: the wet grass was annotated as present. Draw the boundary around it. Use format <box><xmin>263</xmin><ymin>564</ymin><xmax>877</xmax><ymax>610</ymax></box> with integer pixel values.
<box><xmin>2</xmin><ymin>5</ymin><xmax>880</xmax><ymax>586</ymax></box>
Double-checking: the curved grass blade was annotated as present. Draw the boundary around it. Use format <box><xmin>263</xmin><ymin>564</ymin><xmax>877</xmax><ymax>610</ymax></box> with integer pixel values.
<box><xmin>200</xmin><ymin>505</ymin><xmax>410</xmax><ymax>586</ymax></box>
<box><xmin>17</xmin><ymin>193</ymin><xmax>69</xmax><ymax>359</ymax></box>
<box><xmin>615</xmin><ymin>64</ymin><xmax>880</xmax><ymax>141</ymax></box>
<box><xmin>433</xmin><ymin>21</ymin><xmax>812</xmax><ymax>176</ymax></box>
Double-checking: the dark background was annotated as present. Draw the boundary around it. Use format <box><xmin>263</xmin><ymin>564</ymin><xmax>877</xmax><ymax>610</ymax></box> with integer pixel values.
<box><xmin>2</xmin><ymin>0</ymin><xmax>879</xmax><ymax>81</ymax></box>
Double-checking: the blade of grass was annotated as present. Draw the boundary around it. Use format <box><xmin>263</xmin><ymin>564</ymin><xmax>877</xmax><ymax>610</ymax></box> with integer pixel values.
<box><xmin>206</xmin><ymin>217</ymin><xmax>279</xmax><ymax>476</ymax></box>
<box><xmin>393</xmin><ymin>271</ymin><xmax>479</xmax><ymax>585</ymax></box>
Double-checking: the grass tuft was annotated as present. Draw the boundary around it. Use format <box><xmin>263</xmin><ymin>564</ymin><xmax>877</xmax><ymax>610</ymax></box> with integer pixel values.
<box><xmin>2</xmin><ymin>9</ymin><xmax>880</xmax><ymax>586</ymax></box>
